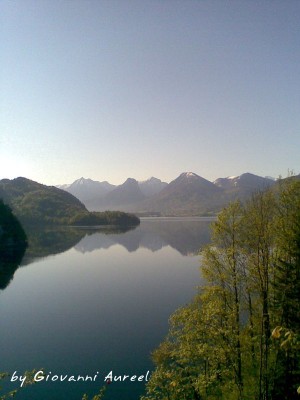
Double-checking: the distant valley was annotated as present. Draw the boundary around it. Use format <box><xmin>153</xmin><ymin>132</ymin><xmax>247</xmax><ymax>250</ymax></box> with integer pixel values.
<box><xmin>57</xmin><ymin>172</ymin><xmax>280</xmax><ymax>216</ymax></box>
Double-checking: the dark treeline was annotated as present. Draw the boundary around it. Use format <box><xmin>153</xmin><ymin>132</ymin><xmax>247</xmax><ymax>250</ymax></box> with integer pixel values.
<box><xmin>0</xmin><ymin>199</ymin><xmax>27</xmax><ymax>247</ymax></box>
<box><xmin>69</xmin><ymin>210</ymin><xmax>140</xmax><ymax>227</ymax></box>
<box><xmin>0</xmin><ymin>200</ymin><xmax>28</xmax><ymax>290</ymax></box>
<box><xmin>141</xmin><ymin>178</ymin><xmax>300</xmax><ymax>400</ymax></box>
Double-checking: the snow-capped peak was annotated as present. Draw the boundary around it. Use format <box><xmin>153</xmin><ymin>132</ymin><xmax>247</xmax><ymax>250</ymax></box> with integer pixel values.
<box><xmin>183</xmin><ymin>172</ymin><xmax>198</xmax><ymax>178</ymax></box>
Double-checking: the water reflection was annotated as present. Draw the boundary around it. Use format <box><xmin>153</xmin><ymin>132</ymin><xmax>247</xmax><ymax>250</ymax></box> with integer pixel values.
<box><xmin>0</xmin><ymin>218</ymin><xmax>213</xmax><ymax>291</ymax></box>
<box><xmin>75</xmin><ymin>218</ymin><xmax>213</xmax><ymax>256</ymax></box>
<box><xmin>0</xmin><ymin>226</ymin><xmax>136</xmax><ymax>290</ymax></box>
<box><xmin>0</xmin><ymin>218</ymin><xmax>212</xmax><ymax>400</ymax></box>
<box><xmin>21</xmin><ymin>225</ymin><xmax>136</xmax><ymax>265</ymax></box>
<box><xmin>0</xmin><ymin>244</ymin><xmax>27</xmax><ymax>290</ymax></box>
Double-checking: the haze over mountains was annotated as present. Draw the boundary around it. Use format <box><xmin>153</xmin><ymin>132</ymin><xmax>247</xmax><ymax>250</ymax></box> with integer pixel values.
<box><xmin>57</xmin><ymin>172</ymin><xmax>277</xmax><ymax>216</ymax></box>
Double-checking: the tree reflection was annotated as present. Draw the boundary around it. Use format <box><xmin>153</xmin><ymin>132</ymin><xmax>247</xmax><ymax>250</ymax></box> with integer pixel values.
<box><xmin>0</xmin><ymin>244</ymin><xmax>27</xmax><ymax>290</ymax></box>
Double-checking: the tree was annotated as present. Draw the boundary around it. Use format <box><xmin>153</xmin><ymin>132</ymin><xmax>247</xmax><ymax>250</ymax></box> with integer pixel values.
<box><xmin>202</xmin><ymin>201</ymin><xmax>245</xmax><ymax>398</ymax></box>
<box><xmin>271</xmin><ymin>179</ymin><xmax>300</xmax><ymax>399</ymax></box>
<box><xmin>141</xmin><ymin>179</ymin><xmax>300</xmax><ymax>400</ymax></box>
<box><xmin>241</xmin><ymin>190</ymin><xmax>276</xmax><ymax>400</ymax></box>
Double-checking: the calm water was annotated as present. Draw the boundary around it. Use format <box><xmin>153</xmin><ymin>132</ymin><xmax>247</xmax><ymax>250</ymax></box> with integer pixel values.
<box><xmin>0</xmin><ymin>218</ymin><xmax>213</xmax><ymax>400</ymax></box>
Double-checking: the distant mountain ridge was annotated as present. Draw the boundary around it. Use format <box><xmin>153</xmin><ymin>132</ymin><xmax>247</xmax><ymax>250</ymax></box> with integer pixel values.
<box><xmin>1</xmin><ymin>171</ymin><xmax>285</xmax><ymax>227</ymax></box>
<box><xmin>139</xmin><ymin>177</ymin><xmax>168</xmax><ymax>196</ymax></box>
<box><xmin>56</xmin><ymin>172</ymin><xmax>279</xmax><ymax>216</ymax></box>
<box><xmin>57</xmin><ymin>176</ymin><xmax>168</xmax><ymax>210</ymax></box>
<box><xmin>214</xmin><ymin>173</ymin><xmax>274</xmax><ymax>190</ymax></box>
<box><xmin>213</xmin><ymin>173</ymin><xmax>275</xmax><ymax>202</ymax></box>
<box><xmin>57</xmin><ymin>177</ymin><xmax>116</xmax><ymax>207</ymax></box>
<box><xmin>139</xmin><ymin>172</ymin><xmax>224</xmax><ymax>216</ymax></box>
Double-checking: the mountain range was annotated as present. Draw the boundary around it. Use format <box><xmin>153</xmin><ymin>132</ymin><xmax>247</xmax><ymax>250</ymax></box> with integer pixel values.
<box><xmin>57</xmin><ymin>176</ymin><xmax>168</xmax><ymax>211</ymax></box>
<box><xmin>57</xmin><ymin>172</ymin><xmax>278</xmax><ymax>216</ymax></box>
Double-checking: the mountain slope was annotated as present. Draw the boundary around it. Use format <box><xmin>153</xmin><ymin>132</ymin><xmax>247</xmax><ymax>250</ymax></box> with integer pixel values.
<box><xmin>137</xmin><ymin>172</ymin><xmax>224</xmax><ymax>216</ymax></box>
<box><xmin>57</xmin><ymin>177</ymin><xmax>115</xmax><ymax>204</ymax></box>
<box><xmin>58</xmin><ymin>176</ymin><xmax>167</xmax><ymax>211</ymax></box>
<box><xmin>214</xmin><ymin>173</ymin><xmax>276</xmax><ymax>201</ymax></box>
<box><xmin>0</xmin><ymin>177</ymin><xmax>88</xmax><ymax>225</ymax></box>
<box><xmin>138</xmin><ymin>177</ymin><xmax>168</xmax><ymax>197</ymax></box>
<box><xmin>100</xmin><ymin>178</ymin><xmax>146</xmax><ymax>209</ymax></box>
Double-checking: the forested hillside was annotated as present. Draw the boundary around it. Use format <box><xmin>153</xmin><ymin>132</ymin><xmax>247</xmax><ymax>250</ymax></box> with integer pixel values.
<box><xmin>142</xmin><ymin>179</ymin><xmax>300</xmax><ymax>400</ymax></box>
<box><xmin>0</xmin><ymin>177</ymin><xmax>140</xmax><ymax>227</ymax></box>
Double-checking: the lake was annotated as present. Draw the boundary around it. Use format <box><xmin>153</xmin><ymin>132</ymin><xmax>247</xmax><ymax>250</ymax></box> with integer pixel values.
<box><xmin>0</xmin><ymin>217</ymin><xmax>213</xmax><ymax>400</ymax></box>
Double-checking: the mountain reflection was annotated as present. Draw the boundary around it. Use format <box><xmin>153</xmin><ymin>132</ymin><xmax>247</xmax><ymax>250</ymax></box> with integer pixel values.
<box><xmin>0</xmin><ymin>219</ymin><xmax>213</xmax><ymax>290</ymax></box>
<box><xmin>21</xmin><ymin>225</ymin><xmax>136</xmax><ymax>264</ymax></box>
<box><xmin>0</xmin><ymin>226</ymin><xmax>136</xmax><ymax>289</ymax></box>
<box><xmin>74</xmin><ymin>218</ymin><xmax>213</xmax><ymax>256</ymax></box>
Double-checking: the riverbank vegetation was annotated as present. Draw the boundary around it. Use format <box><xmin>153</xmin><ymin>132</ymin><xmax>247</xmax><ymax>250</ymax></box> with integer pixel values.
<box><xmin>141</xmin><ymin>178</ymin><xmax>300</xmax><ymax>400</ymax></box>
<box><xmin>68</xmin><ymin>210</ymin><xmax>140</xmax><ymax>227</ymax></box>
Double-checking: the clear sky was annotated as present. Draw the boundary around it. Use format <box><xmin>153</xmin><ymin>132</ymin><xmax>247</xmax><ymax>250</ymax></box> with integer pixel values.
<box><xmin>1</xmin><ymin>0</ymin><xmax>299</xmax><ymax>185</ymax></box>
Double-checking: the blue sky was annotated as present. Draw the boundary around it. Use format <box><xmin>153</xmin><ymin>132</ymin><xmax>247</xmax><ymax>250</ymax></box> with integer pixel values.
<box><xmin>1</xmin><ymin>0</ymin><xmax>299</xmax><ymax>185</ymax></box>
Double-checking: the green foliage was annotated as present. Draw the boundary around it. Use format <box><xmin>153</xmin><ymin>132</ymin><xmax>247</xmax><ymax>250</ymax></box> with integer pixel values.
<box><xmin>69</xmin><ymin>210</ymin><xmax>140</xmax><ymax>227</ymax></box>
<box><xmin>0</xmin><ymin>370</ymin><xmax>107</xmax><ymax>400</ymax></box>
<box><xmin>0</xmin><ymin>370</ymin><xmax>40</xmax><ymax>400</ymax></box>
<box><xmin>270</xmin><ymin>180</ymin><xmax>300</xmax><ymax>399</ymax></box>
<box><xmin>0</xmin><ymin>372</ymin><xmax>16</xmax><ymax>400</ymax></box>
<box><xmin>81</xmin><ymin>386</ymin><xmax>107</xmax><ymax>400</ymax></box>
<box><xmin>142</xmin><ymin>180</ymin><xmax>300</xmax><ymax>400</ymax></box>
